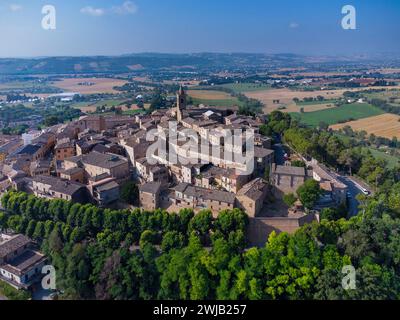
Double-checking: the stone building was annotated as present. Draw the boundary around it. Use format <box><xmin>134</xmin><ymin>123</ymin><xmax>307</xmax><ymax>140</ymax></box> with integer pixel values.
<box><xmin>172</xmin><ymin>183</ymin><xmax>235</xmax><ymax>216</ymax></box>
<box><xmin>54</xmin><ymin>138</ymin><xmax>75</xmax><ymax>161</ymax></box>
<box><xmin>139</xmin><ymin>182</ymin><xmax>162</xmax><ymax>211</ymax></box>
<box><xmin>32</xmin><ymin>175</ymin><xmax>89</xmax><ymax>202</ymax></box>
<box><xmin>235</xmin><ymin>178</ymin><xmax>269</xmax><ymax>217</ymax></box>
<box><xmin>271</xmin><ymin>164</ymin><xmax>310</xmax><ymax>196</ymax></box>
<box><xmin>64</xmin><ymin>151</ymin><xmax>129</xmax><ymax>182</ymax></box>
<box><xmin>0</xmin><ymin>233</ymin><xmax>47</xmax><ymax>290</ymax></box>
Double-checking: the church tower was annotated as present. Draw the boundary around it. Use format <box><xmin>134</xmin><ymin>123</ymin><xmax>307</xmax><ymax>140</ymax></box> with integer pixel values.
<box><xmin>176</xmin><ymin>85</ymin><xmax>187</xmax><ymax>122</ymax></box>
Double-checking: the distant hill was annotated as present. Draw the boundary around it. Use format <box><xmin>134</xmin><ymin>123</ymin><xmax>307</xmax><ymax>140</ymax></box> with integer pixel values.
<box><xmin>0</xmin><ymin>53</ymin><xmax>396</xmax><ymax>75</ymax></box>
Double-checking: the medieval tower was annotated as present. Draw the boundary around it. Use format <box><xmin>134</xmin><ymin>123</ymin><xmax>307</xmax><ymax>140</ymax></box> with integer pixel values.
<box><xmin>176</xmin><ymin>85</ymin><xmax>187</xmax><ymax>122</ymax></box>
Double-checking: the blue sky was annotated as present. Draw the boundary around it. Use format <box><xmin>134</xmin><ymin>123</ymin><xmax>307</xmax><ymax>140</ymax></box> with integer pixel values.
<box><xmin>0</xmin><ymin>0</ymin><xmax>399</xmax><ymax>57</ymax></box>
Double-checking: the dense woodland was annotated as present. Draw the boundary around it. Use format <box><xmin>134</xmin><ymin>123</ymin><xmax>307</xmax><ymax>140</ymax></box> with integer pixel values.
<box><xmin>1</xmin><ymin>185</ymin><xmax>400</xmax><ymax>300</ymax></box>
<box><xmin>0</xmin><ymin>111</ymin><xmax>399</xmax><ymax>300</ymax></box>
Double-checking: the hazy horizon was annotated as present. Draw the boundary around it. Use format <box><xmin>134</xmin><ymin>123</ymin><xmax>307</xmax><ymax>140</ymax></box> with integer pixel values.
<box><xmin>1</xmin><ymin>51</ymin><xmax>399</xmax><ymax>60</ymax></box>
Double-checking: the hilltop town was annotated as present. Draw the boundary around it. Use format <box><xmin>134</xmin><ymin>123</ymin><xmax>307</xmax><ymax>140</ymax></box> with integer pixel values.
<box><xmin>0</xmin><ymin>54</ymin><xmax>399</xmax><ymax>301</ymax></box>
<box><xmin>2</xmin><ymin>0</ymin><xmax>400</xmax><ymax>307</ymax></box>
<box><xmin>0</xmin><ymin>84</ymin><xmax>354</xmax><ymax>292</ymax></box>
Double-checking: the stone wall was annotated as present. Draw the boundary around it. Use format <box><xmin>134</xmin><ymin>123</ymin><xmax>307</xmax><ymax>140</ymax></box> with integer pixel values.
<box><xmin>247</xmin><ymin>214</ymin><xmax>318</xmax><ymax>247</ymax></box>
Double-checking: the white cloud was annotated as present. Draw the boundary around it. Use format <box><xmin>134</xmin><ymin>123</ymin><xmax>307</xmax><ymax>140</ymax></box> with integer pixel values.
<box><xmin>111</xmin><ymin>1</ymin><xmax>138</xmax><ymax>15</ymax></box>
<box><xmin>80</xmin><ymin>2</ymin><xmax>137</xmax><ymax>17</ymax></box>
<box><xmin>80</xmin><ymin>6</ymin><xmax>105</xmax><ymax>17</ymax></box>
<box><xmin>289</xmin><ymin>22</ymin><xmax>299</xmax><ymax>29</ymax></box>
<box><xmin>9</xmin><ymin>4</ymin><xmax>23</xmax><ymax>12</ymax></box>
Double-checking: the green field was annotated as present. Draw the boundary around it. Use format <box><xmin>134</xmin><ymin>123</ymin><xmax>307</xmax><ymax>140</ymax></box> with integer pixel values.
<box><xmin>191</xmin><ymin>97</ymin><xmax>244</xmax><ymax>107</ymax></box>
<box><xmin>220</xmin><ymin>82</ymin><xmax>271</xmax><ymax>93</ymax></box>
<box><xmin>296</xmin><ymin>99</ymin><xmax>338</xmax><ymax>106</ymax></box>
<box><xmin>291</xmin><ymin>103</ymin><xmax>384</xmax><ymax>127</ymax></box>
<box><xmin>364</xmin><ymin>148</ymin><xmax>400</xmax><ymax>169</ymax></box>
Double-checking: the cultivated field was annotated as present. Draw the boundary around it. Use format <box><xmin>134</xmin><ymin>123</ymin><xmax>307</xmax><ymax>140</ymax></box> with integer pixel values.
<box><xmin>220</xmin><ymin>82</ymin><xmax>271</xmax><ymax>93</ymax></box>
<box><xmin>71</xmin><ymin>100</ymin><xmax>142</xmax><ymax>113</ymax></box>
<box><xmin>187</xmin><ymin>89</ymin><xmax>243</xmax><ymax>107</ymax></box>
<box><xmin>52</xmin><ymin>78</ymin><xmax>128</xmax><ymax>94</ymax></box>
<box><xmin>187</xmin><ymin>90</ymin><xmax>233</xmax><ymax>100</ymax></box>
<box><xmin>291</xmin><ymin>71</ymin><xmax>360</xmax><ymax>77</ymax></box>
<box><xmin>245</xmin><ymin>86</ymin><xmax>400</xmax><ymax>113</ymax></box>
<box><xmin>291</xmin><ymin>103</ymin><xmax>384</xmax><ymax>127</ymax></box>
<box><xmin>330</xmin><ymin>113</ymin><xmax>400</xmax><ymax>139</ymax></box>
<box><xmin>293</xmin><ymin>103</ymin><xmax>337</xmax><ymax>113</ymax></box>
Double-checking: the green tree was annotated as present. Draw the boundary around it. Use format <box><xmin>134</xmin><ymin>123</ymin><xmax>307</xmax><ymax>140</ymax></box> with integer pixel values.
<box><xmin>283</xmin><ymin>193</ymin><xmax>297</xmax><ymax>207</ymax></box>
<box><xmin>140</xmin><ymin>230</ymin><xmax>158</xmax><ymax>248</ymax></box>
<box><xmin>120</xmin><ymin>181</ymin><xmax>139</xmax><ymax>205</ymax></box>
<box><xmin>161</xmin><ymin>231</ymin><xmax>185</xmax><ymax>252</ymax></box>
<box><xmin>291</xmin><ymin>160</ymin><xmax>306</xmax><ymax>168</ymax></box>
<box><xmin>189</xmin><ymin>210</ymin><xmax>213</xmax><ymax>241</ymax></box>
<box><xmin>43</xmin><ymin>115</ymin><xmax>60</xmax><ymax>127</ymax></box>
<box><xmin>297</xmin><ymin>180</ymin><xmax>323</xmax><ymax>210</ymax></box>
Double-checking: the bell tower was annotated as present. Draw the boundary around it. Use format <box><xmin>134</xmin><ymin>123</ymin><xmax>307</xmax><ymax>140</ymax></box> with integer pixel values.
<box><xmin>176</xmin><ymin>85</ymin><xmax>187</xmax><ymax>122</ymax></box>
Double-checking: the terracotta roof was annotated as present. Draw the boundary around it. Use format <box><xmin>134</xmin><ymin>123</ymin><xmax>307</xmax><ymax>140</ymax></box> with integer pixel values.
<box><xmin>254</xmin><ymin>147</ymin><xmax>274</xmax><ymax>158</ymax></box>
<box><xmin>139</xmin><ymin>182</ymin><xmax>162</xmax><ymax>194</ymax></box>
<box><xmin>173</xmin><ymin>183</ymin><xmax>235</xmax><ymax>204</ymax></box>
<box><xmin>95</xmin><ymin>181</ymin><xmax>120</xmax><ymax>192</ymax></box>
<box><xmin>237</xmin><ymin>178</ymin><xmax>268</xmax><ymax>201</ymax></box>
<box><xmin>60</xmin><ymin>167</ymin><xmax>84</xmax><ymax>176</ymax></box>
<box><xmin>32</xmin><ymin>175</ymin><xmax>85</xmax><ymax>196</ymax></box>
<box><xmin>0</xmin><ymin>235</ymin><xmax>31</xmax><ymax>259</ymax></box>
<box><xmin>66</xmin><ymin>151</ymin><xmax>127</xmax><ymax>169</ymax></box>
<box><xmin>182</xmin><ymin>117</ymin><xmax>196</xmax><ymax>125</ymax></box>
<box><xmin>273</xmin><ymin>164</ymin><xmax>307</xmax><ymax>177</ymax></box>
<box><xmin>49</xmin><ymin>180</ymin><xmax>85</xmax><ymax>196</ymax></box>
<box><xmin>1</xmin><ymin>250</ymin><xmax>46</xmax><ymax>276</ymax></box>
